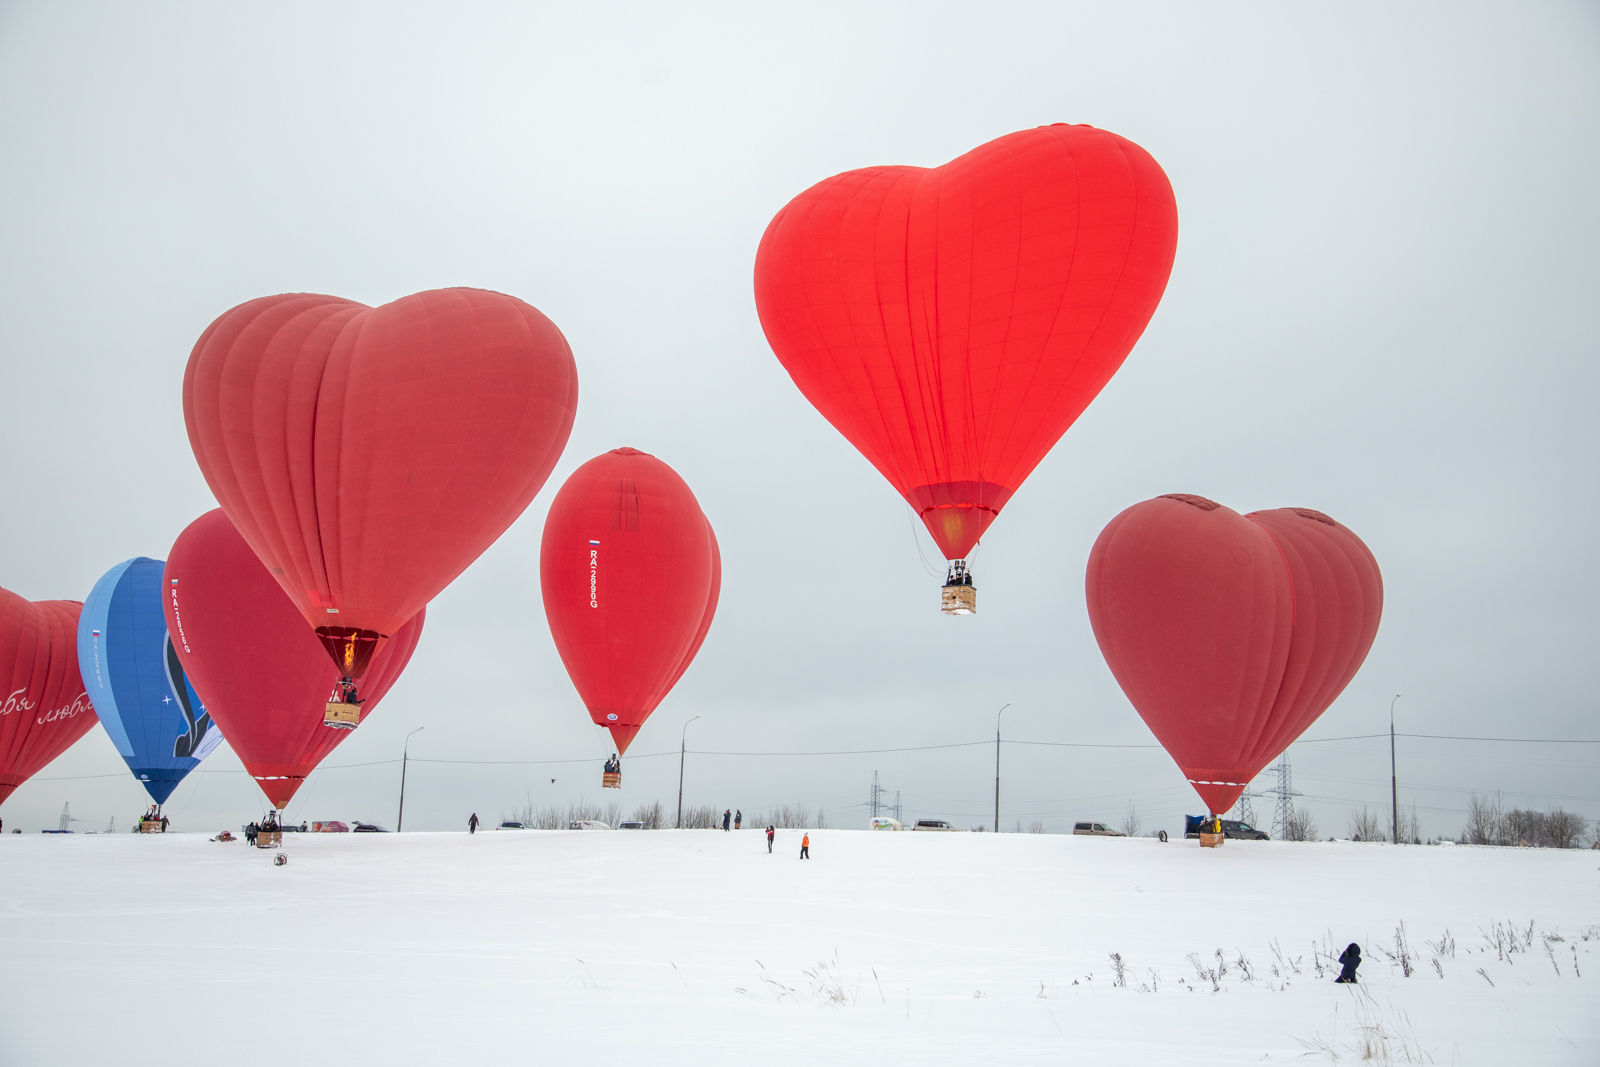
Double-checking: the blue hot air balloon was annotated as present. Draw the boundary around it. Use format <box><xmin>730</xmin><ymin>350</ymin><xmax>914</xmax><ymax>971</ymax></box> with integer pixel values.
<box><xmin>79</xmin><ymin>557</ymin><xmax>222</xmax><ymax>805</ymax></box>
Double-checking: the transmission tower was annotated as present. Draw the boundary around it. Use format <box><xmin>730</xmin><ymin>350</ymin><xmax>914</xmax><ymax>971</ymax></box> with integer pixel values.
<box><xmin>1267</xmin><ymin>756</ymin><xmax>1303</xmax><ymax>840</ymax></box>
<box><xmin>868</xmin><ymin>772</ymin><xmax>901</xmax><ymax>822</ymax></box>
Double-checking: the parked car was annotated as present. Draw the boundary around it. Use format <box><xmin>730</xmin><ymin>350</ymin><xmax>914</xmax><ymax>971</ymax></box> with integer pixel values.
<box><xmin>497</xmin><ymin>821</ymin><xmax>526</xmax><ymax>830</ymax></box>
<box><xmin>911</xmin><ymin>819</ymin><xmax>956</xmax><ymax>831</ymax></box>
<box><xmin>869</xmin><ymin>817</ymin><xmax>903</xmax><ymax>831</ymax></box>
<box><xmin>1072</xmin><ymin>822</ymin><xmax>1125</xmax><ymax>836</ymax></box>
<box><xmin>1184</xmin><ymin>819</ymin><xmax>1267</xmax><ymax>844</ymax></box>
<box><xmin>352</xmin><ymin>822</ymin><xmax>390</xmax><ymax>833</ymax></box>
<box><xmin>616</xmin><ymin>821</ymin><xmax>646</xmax><ymax>830</ymax></box>
<box><xmin>311</xmin><ymin>820</ymin><xmax>349</xmax><ymax>833</ymax></box>
<box><xmin>568</xmin><ymin>820</ymin><xmax>610</xmax><ymax>831</ymax></box>
<box><xmin>1184</xmin><ymin>816</ymin><xmax>1268</xmax><ymax>840</ymax></box>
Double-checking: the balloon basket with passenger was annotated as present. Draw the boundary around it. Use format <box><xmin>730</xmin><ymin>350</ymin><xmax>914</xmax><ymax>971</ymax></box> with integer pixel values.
<box><xmin>940</xmin><ymin>560</ymin><xmax>976</xmax><ymax>615</ymax></box>
<box><xmin>601</xmin><ymin>754</ymin><xmax>622</xmax><ymax>790</ymax></box>
<box><xmin>323</xmin><ymin>674</ymin><xmax>367</xmax><ymax>730</ymax></box>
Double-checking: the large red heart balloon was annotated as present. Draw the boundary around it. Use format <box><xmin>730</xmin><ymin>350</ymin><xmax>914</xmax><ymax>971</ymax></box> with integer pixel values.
<box><xmin>183</xmin><ymin>288</ymin><xmax>577</xmax><ymax>679</ymax></box>
<box><xmin>754</xmin><ymin>124</ymin><xmax>1178</xmax><ymax>561</ymax></box>
<box><xmin>1085</xmin><ymin>495</ymin><xmax>1383</xmax><ymax>814</ymax></box>
<box><xmin>0</xmin><ymin>591</ymin><xmax>97</xmax><ymax>805</ymax></box>
<box><xmin>164</xmin><ymin>509</ymin><xmax>424</xmax><ymax>809</ymax></box>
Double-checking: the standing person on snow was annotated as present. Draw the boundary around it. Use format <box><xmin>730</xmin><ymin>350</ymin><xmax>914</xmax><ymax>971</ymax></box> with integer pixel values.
<box><xmin>1335</xmin><ymin>943</ymin><xmax>1361</xmax><ymax>983</ymax></box>
<box><xmin>800</xmin><ymin>833</ymin><xmax>810</xmax><ymax>859</ymax></box>
<box><xmin>469</xmin><ymin>813</ymin><xmax>480</xmax><ymax>835</ymax></box>
<box><xmin>734</xmin><ymin>810</ymin><xmax>742</xmax><ymax>830</ymax></box>
<box><xmin>722</xmin><ymin>809</ymin><xmax>731</xmax><ymax>831</ymax></box>
<box><xmin>766</xmin><ymin>825</ymin><xmax>775</xmax><ymax>853</ymax></box>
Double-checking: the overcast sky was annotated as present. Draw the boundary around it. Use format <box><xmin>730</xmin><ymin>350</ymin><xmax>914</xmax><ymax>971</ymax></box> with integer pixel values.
<box><xmin>1</xmin><ymin>2</ymin><xmax>1595</xmax><ymax>837</ymax></box>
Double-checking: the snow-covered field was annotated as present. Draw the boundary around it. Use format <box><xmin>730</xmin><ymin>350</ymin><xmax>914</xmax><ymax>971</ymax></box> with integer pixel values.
<box><xmin>2</xmin><ymin>829</ymin><xmax>1594</xmax><ymax>1065</ymax></box>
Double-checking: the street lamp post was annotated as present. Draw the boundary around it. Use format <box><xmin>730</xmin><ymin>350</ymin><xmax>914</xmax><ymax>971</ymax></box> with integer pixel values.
<box><xmin>1389</xmin><ymin>694</ymin><xmax>1401</xmax><ymax>845</ymax></box>
<box><xmin>677</xmin><ymin>715</ymin><xmax>701</xmax><ymax>829</ymax></box>
<box><xmin>397</xmin><ymin>726</ymin><xmax>423</xmax><ymax>832</ymax></box>
<box><xmin>994</xmin><ymin>702</ymin><xmax>1013</xmax><ymax>833</ymax></box>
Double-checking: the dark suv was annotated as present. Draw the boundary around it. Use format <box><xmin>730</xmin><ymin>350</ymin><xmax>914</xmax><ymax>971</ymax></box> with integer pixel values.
<box><xmin>1184</xmin><ymin>816</ymin><xmax>1268</xmax><ymax>840</ymax></box>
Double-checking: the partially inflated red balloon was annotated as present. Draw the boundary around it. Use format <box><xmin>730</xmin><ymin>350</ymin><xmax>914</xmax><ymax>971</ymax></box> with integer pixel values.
<box><xmin>0</xmin><ymin>592</ymin><xmax>97</xmax><ymax>805</ymax></box>
<box><xmin>164</xmin><ymin>510</ymin><xmax>424</xmax><ymax>808</ymax></box>
<box><xmin>540</xmin><ymin>449</ymin><xmax>718</xmax><ymax>754</ymax></box>
<box><xmin>1086</xmin><ymin>495</ymin><xmax>1383</xmax><ymax>814</ymax></box>
<box><xmin>183</xmin><ymin>288</ymin><xmax>576</xmax><ymax>680</ymax></box>
<box><xmin>755</xmin><ymin>124</ymin><xmax>1178</xmax><ymax>562</ymax></box>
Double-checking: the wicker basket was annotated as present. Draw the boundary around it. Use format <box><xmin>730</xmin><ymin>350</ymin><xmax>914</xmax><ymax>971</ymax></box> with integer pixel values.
<box><xmin>139</xmin><ymin>819</ymin><xmax>163</xmax><ymax>834</ymax></box>
<box><xmin>601</xmin><ymin>771</ymin><xmax>622</xmax><ymax>789</ymax></box>
<box><xmin>941</xmin><ymin>584</ymin><xmax>977</xmax><ymax>615</ymax></box>
<box><xmin>257</xmin><ymin>830</ymin><xmax>283</xmax><ymax>848</ymax></box>
<box><xmin>1199</xmin><ymin>831</ymin><xmax>1225</xmax><ymax>848</ymax></box>
<box><xmin>324</xmin><ymin>702</ymin><xmax>361</xmax><ymax>729</ymax></box>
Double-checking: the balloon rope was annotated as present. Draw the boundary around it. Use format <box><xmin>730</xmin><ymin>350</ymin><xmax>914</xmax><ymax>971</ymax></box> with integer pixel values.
<box><xmin>905</xmin><ymin>505</ymin><xmax>944</xmax><ymax>578</ymax></box>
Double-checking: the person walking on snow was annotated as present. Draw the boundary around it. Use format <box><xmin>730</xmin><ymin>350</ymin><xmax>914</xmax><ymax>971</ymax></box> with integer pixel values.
<box><xmin>734</xmin><ymin>810</ymin><xmax>742</xmax><ymax>830</ymax></box>
<box><xmin>722</xmin><ymin>809</ymin><xmax>731</xmax><ymax>831</ymax></box>
<box><xmin>766</xmin><ymin>825</ymin><xmax>775</xmax><ymax>853</ymax></box>
<box><xmin>1334</xmin><ymin>943</ymin><xmax>1361</xmax><ymax>983</ymax></box>
<box><xmin>469</xmin><ymin>813</ymin><xmax>480</xmax><ymax>835</ymax></box>
<box><xmin>800</xmin><ymin>833</ymin><xmax>810</xmax><ymax>859</ymax></box>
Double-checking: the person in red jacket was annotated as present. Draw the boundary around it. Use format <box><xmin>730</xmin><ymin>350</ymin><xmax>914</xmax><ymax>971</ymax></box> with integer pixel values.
<box><xmin>765</xmin><ymin>825</ymin><xmax>775</xmax><ymax>853</ymax></box>
<box><xmin>800</xmin><ymin>833</ymin><xmax>810</xmax><ymax>859</ymax></box>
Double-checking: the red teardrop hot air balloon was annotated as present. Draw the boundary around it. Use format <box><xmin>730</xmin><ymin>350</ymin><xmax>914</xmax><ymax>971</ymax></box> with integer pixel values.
<box><xmin>1085</xmin><ymin>495</ymin><xmax>1383</xmax><ymax>816</ymax></box>
<box><xmin>540</xmin><ymin>449</ymin><xmax>718</xmax><ymax>775</ymax></box>
<box><xmin>0</xmin><ymin>591</ymin><xmax>97</xmax><ymax>805</ymax></box>
<box><xmin>163</xmin><ymin>509</ymin><xmax>424</xmax><ymax>809</ymax></box>
<box><xmin>754</xmin><ymin>123</ymin><xmax>1178</xmax><ymax>614</ymax></box>
<box><xmin>183</xmin><ymin>287</ymin><xmax>576</xmax><ymax>706</ymax></box>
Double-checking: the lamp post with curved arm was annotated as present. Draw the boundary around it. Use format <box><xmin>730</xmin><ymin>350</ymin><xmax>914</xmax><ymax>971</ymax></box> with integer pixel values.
<box><xmin>1389</xmin><ymin>694</ymin><xmax>1402</xmax><ymax>844</ymax></box>
<box><xmin>677</xmin><ymin>715</ymin><xmax>701</xmax><ymax>829</ymax></box>
<box><xmin>397</xmin><ymin>726</ymin><xmax>423</xmax><ymax>832</ymax></box>
<box><xmin>994</xmin><ymin>702</ymin><xmax>1013</xmax><ymax>833</ymax></box>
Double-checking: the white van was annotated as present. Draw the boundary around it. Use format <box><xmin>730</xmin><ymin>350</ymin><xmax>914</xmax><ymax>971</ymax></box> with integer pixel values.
<box><xmin>911</xmin><ymin>819</ymin><xmax>957</xmax><ymax>831</ymax></box>
<box><xmin>869</xmin><ymin>817</ymin><xmax>903</xmax><ymax>831</ymax></box>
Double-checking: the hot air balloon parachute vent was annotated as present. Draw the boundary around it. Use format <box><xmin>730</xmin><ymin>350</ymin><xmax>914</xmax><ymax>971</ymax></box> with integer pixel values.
<box><xmin>324</xmin><ymin>702</ymin><xmax>361</xmax><ymax>730</ymax></box>
<box><xmin>1160</xmin><ymin>494</ymin><xmax>1222</xmax><ymax>511</ymax></box>
<box><xmin>1291</xmin><ymin>508</ymin><xmax>1337</xmax><ymax>525</ymax></box>
<box><xmin>941</xmin><ymin>561</ymin><xmax>977</xmax><ymax>615</ymax></box>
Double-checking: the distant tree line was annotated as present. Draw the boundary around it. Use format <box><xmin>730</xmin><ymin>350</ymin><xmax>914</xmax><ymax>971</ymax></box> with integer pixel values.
<box><xmin>1462</xmin><ymin>794</ymin><xmax>1589</xmax><ymax>848</ymax></box>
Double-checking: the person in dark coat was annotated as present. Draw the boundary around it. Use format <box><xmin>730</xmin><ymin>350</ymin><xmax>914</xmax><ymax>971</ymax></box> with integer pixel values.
<box><xmin>1335</xmin><ymin>943</ymin><xmax>1361</xmax><ymax>983</ymax></box>
<box><xmin>468</xmin><ymin>813</ymin><xmax>480</xmax><ymax>835</ymax></box>
<box><xmin>734</xmin><ymin>810</ymin><xmax>742</xmax><ymax>830</ymax></box>
<box><xmin>245</xmin><ymin>822</ymin><xmax>258</xmax><ymax>846</ymax></box>
<box><xmin>766</xmin><ymin>825</ymin><xmax>775</xmax><ymax>853</ymax></box>
<box><xmin>722</xmin><ymin>809</ymin><xmax>731</xmax><ymax>831</ymax></box>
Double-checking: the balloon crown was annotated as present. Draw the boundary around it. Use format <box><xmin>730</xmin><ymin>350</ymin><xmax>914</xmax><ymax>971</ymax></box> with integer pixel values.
<box><xmin>1160</xmin><ymin>493</ymin><xmax>1221</xmax><ymax>511</ymax></box>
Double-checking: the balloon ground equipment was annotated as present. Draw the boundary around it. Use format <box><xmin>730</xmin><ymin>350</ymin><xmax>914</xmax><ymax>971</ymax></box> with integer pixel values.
<box><xmin>941</xmin><ymin>561</ymin><xmax>976</xmax><ymax>615</ymax></box>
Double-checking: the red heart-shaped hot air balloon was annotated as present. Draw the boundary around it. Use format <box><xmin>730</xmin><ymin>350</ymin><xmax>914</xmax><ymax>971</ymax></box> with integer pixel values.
<box><xmin>755</xmin><ymin>123</ymin><xmax>1178</xmax><ymax>611</ymax></box>
<box><xmin>0</xmin><ymin>591</ymin><xmax>97</xmax><ymax>805</ymax></box>
<box><xmin>163</xmin><ymin>510</ymin><xmax>424</xmax><ymax>809</ymax></box>
<box><xmin>183</xmin><ymin>288</ymin><xmax>576</xmax><ymax>688</ymax></box>
<box><xmin>540</xmin><ymin>449</ymin><xmax>719</xmax><ymax>757</ymax></box>
<box><xmin>1085</xmin><ymin>495</ymin><xmax>1383</xmax><ymax>814</ymax></box>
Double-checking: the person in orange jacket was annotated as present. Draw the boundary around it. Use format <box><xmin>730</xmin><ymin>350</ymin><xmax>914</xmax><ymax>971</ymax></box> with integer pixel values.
<box><xmin>800</xmin><ymin>832</ymin><xmax>810</xmax><ymax>859</ymax></box>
